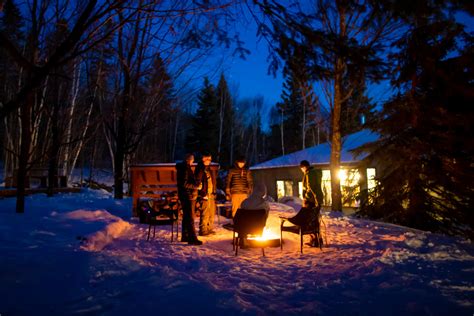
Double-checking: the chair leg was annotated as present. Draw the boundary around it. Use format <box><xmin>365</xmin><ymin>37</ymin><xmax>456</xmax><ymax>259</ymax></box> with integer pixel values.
<box><xmin>300</xmin><ymin>230</ymin><xmax>303</xmax><ymax>254</ymax></box>
<box><xmin>171</xmin><ymin>222</ymin><xmax>174</xmax><ymax>242</ymax></box>
<box><xmin>316</xmin><ymin>232</ymin><xmax>322</xmax><ymax>250</ymax></box>
<box><xmin>261</xmin><ymin>247</ymin><xmax>265</xmax><ymax>257</ymax></box>
<box><xmin>233</xmin><ymin>232</ymin><xmax>236</xmax><ymax>251</ymax></box>
<box><xmin>147</xmin><ymin>224</ymin><xmax>151</xmax><ymax>241</ymax></box>
<box><xmin>235</xmin><ymin>237</ymin><xmax>239</xmax><ymax>256</ymax></box>
<box><xmin>153</xmin><ymin>225</ymin><xmax>156</xmax><ymax>239</ymax></box>
<box><xmin>280</xmin><ymin>227</ymin><xmax>283</xmax><ymax>251</ymax></box>
<box><xmin>175</xmin><ymin>220</ymin><xmax>179</xmax><ymax>241</ymax></box>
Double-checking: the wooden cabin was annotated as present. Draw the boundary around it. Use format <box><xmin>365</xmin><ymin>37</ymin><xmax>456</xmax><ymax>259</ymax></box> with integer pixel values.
<box><xmin>250</xmin><ymin>130</ymin><xmax>379</xmax><ymax>208</ymax></box>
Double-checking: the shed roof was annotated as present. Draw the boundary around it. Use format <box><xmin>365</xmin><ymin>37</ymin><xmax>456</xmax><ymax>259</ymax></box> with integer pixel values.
<box><xmin>250</xmin><ymin>129</ymin><xmax>378</xmax><ymax>170</ymax></box>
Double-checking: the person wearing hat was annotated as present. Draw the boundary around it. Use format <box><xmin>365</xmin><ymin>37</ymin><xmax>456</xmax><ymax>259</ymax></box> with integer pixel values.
<box><xmin>195</xmin><ymin>151</ymin><xmax>217</xmax><ymax>236</ymax></box>
<box><xmin>299</xmin><ymin>160</ymin><xmax>323</xmax><ymax>210</ymax></box>
<box><xmin>226</xmin><ymin>155</ymin><xmax>253</xmax><ymax>217</ymax></box>
<box><xmin>176</xmin><ymin>153</ymin><xmax>202</xmax><ymax>245</ymax></box>
<box><xmin>285</xmin><ymin>160</ymin><xmax>324</xmax><ymax>247</ymax></box>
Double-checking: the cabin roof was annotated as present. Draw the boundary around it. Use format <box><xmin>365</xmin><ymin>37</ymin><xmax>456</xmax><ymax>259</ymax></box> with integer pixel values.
<box><xmin>250</xmin><ymin>129</ymin><xmax>379</xmax><ymax>170</ymax></box>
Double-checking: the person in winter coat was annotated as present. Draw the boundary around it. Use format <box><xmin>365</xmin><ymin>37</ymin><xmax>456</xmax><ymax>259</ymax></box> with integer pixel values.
<box><xmin>300</xmin><ymin>160</ymin><xmax>324</xmax><ymax>209</ymax></box>
<box><xmin>287</xmin><ymin>160</ymin><xmax>324</xmax><ymax>247</ymax></box>
<box><xmin>226</xmin><ymin>156</ymin><xmax>253</xmax><ymax>217</ymax></box>
<box><xmin>176</xmin><ymin>153</ymin><xmax>202</xmax><ymax>245</ymax></box>
<box><xmin>195</xmin><ymin>152</ymin><xmax>217</xmax><ymax>236</ymax></box>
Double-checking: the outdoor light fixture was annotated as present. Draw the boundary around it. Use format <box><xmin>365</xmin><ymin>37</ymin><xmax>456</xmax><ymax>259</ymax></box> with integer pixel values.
<box><xmin>338</xmin><ymin>169</ymin><xmax>347</xmax><ymax>182</ymax></box>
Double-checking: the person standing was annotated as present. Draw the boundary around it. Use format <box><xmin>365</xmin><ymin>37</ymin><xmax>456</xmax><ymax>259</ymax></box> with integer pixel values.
<box><xmin>176</xmin><ymin>153</ymin><xmax>202</xmax><ymax>245</ymax></box>
<box><xmin>295</xmin><ymin>160</ymin><xmax>324</xmax><ymax>247</ymax></box>
<box><xmin>195</xmin><ymin>152</ymin><xmax>217</xmax><ymax>236</ymax></box>
<box><xmin>300</xmin><ymin>160</ymin><xmax>324</xmax><ymax>209</ymax></box>
<box><xmin>226</xmin><ymin>156</ymin><xmax>253</xmax><ymax>217</ymax></box>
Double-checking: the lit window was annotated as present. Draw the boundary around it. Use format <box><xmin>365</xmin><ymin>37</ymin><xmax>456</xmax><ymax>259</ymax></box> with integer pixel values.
<box><xmin>276</xmin><ymin>180</ymin><xmax>294</xmax><ymax>199</ymax></box>
<box><xmin>298</xmin><ymin>181</ymin><xmax>303</xmax><ymax>199</ymax></box>
<box><xmin>276</xmin><ymin>181</ymin><xmax>285</xmax><ymax>199</ymax></box>
<box><xmin>322</xmin><ymin>170</ymin><xmax>331</xmax><ymax>206</ymax></box>
<box><xmin>367</xmin><ymin>168</ymin><xmax>376</xmax><ymax>190</ymax></box>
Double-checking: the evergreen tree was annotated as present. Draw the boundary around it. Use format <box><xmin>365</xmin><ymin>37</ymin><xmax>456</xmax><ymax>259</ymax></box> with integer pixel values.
<box><xmin>258</xmin><ymin>0</ymin><xmax>393</xmax><ymax>211</ymax></box>
<box><xmin>278</xmin><ymin>71</ymin><xmax>305</xmax><ymax>154</ymax></box>
<box><xmin>357</xmin><ymin>1</ymin><xmax>474</xmax><ymax>237</ymax></box>
<box><xmin>216</xmin><ymin>73</ymin><xmax>234</xmax><ymax>167</ymax></box>
<box><xmin>0</xmin><ymin>0</ymin><xmax>24</xmax><ymax>175</ymax></box>
<box><xmin>135</xmin><ymin>55</ymin><xmax>176</xmax><ymax>162</ymax></box>
<box><xmin>0</xmin><ymin>0</ymin><xmax>24</xmax><ymax>101</ymax></box>
<box><xmin>340</xmin><ymin>81</ymin><xmax>376</xmax><ymax>136</ymax></box>
<box><xmin>187</xmin><ymin>77</ymin><xmax>219</xmax><ymax>155</ymax></box>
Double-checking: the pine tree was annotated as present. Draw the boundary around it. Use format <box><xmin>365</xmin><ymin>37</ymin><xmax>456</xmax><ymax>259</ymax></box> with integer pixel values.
<box><xmin>0</xmin><ymin>0</ymin><xmax>25</xmax><ymax>178</ymax></box>
<box><xmin>279</xmin><ymin>71</ymin><xmax>305</xmax><ymax>154</ymax></box>
<box><xmin>358</xmin><ymin>2</ymin><xmax>474</xmax><ymax>237</ymax></box>
<box><xmin>340</xmin><ymin>81</ymin><xmax>376</xmax><ymax>136</ymax></box>
<box><xmin>216</xmin><ymin>73</ymin><xmax>234</xmax><ymax>167</ymax></box>
<box><xmin>187</xmin><ymin>77</ymin><xmax>219</xmax><ymax>155</ymax></box>
<box><xmin>258</xmin><ymin>0</ymin><xmax>393</xmax><ymax>211</ymax></box>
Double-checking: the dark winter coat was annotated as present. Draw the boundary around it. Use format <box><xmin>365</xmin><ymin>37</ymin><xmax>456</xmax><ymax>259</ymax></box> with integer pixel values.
<box><xmin>302</xmin><ymin>167</ymin><xmax>324</xmax><ymax>206</ymax></box>
<box><xmin>226</xmin><ymin>163</ymin><xmax>253</xmax><ymax>195</ymax></box>
<box><xmin>176</xmin><ymin>161</ymin><xmax>199</xmax><ymax>200</ymax></box>
<box><xmin>195</xmin><ymin>162</ymin><xmax>217</xmax><ymax>198</ymax></box>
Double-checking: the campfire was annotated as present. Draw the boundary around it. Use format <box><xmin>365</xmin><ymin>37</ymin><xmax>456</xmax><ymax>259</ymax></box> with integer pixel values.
<box><xmin>246</xmin><ymin>227</ymin><xmax>281</xmax><ymax>248</ymax></box>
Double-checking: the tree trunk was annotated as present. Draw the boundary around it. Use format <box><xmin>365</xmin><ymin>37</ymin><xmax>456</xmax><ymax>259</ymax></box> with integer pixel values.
<box><xmin>47</xmin><ymin>98</ymin><xmax>60</xmax><ymax>197</ymax></box>
<box><xmin>15</xmin><ymin>92</ymin><xmax>33</xmax><ymax>213</ymax></box>
<box><xmin>114</xmin><ymin>69</ymin><xmax>130</xmax><ymax>199</ymax></box>
<box><xmin>114</xmin><ymin>119</ymin><xmax>126</xmax><ymax>199</ymax></box>
<box><xmin>217</xmin><ymin>93</ymin><xmax>224</xmax><ymax>161</ymax></box>
<box><xmin>62</xmin><ymin>61</ymin><xmax>80</xmax><ymax>176</ymax></box>
<box><xmin>280</xmin><ymin>108</ymin><xmax>285</xmax><ymax>155</ymax></box>
<box><xmin>330</xmin><ymin>62</ymin><xmax>343</xmax><ymax>212</ymax></box>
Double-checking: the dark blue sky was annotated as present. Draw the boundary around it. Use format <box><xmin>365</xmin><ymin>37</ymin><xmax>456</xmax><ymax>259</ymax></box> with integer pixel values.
<box><xmin>183</xmin><ymin>9</ymin><xmax>473</xmax><ymax>131</ymax></box>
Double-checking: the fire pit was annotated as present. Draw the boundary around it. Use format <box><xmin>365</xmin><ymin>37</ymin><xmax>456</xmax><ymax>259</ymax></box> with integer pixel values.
<box><xmin>246</xmin><ymin>228</ymin><xmax>281</xmax><ymax>248</ymax></box>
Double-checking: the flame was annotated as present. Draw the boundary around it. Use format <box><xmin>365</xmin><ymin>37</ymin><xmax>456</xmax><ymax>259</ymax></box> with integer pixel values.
<box><xmin>248</xmin><ymin>227</ymin><xmax>279</xmax><ymax>241</ymax></box>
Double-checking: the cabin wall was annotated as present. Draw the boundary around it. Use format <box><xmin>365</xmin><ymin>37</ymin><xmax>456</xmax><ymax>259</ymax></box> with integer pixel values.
<box><xmin>252</xmin><ymin>162</ymin><xmax>376</xmax><ymax>207</ymax></box>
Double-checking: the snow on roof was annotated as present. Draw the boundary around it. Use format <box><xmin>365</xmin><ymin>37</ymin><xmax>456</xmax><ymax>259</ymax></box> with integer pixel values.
<box><xmin>250</xmin><ymin>129</ymin><xmax>379</xmax><ymax>170</ymax></box>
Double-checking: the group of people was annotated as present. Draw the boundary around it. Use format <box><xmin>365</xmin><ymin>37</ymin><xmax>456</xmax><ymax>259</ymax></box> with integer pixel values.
<box><xmin>176</xmin><ymin>151</ymin><xmax>323</xmax><ymax>247</ymax></box>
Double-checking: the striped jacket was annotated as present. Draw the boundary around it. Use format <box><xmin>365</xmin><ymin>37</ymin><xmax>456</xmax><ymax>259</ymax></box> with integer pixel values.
<box><xmin>225</xmin><ymin>164</ymin><xmax>253</xmax><ymax>195</ymax></box>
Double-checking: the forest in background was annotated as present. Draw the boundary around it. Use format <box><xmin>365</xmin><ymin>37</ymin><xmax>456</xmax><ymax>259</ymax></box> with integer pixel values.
<box><xmin>0</xmin><ymin>0</ymin><xmax>472</xmax><ymax>237</ymax></box>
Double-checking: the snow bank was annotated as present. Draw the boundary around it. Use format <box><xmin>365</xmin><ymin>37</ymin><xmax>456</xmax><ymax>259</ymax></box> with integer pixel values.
<box><xmin>63</xmin><ymin>209</ymin><xmax>132</xmax><ymax>251</ymax></box>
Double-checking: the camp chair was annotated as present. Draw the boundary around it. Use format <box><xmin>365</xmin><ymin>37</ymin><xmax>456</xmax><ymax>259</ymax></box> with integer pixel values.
<box><xmin>280</xmin><ymin>206</ymin><xmax>324</xmax><ymax>253</ymax></box>
<box><xmin>232</xmin><ymin>208</ymin><xmax>268</xmax><ymax>256</ymax></box>
<box><xmin>142</xmin><ymin>200</ymin><xmax>180</xmax><ymax>242</ymax></box>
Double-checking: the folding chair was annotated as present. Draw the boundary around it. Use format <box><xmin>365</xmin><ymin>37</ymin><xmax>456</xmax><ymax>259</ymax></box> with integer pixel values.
<box><xmin>280</xmin><ymin>206</ymin><xmax>324</xmax><ymax>253</ymax></box>
<box><xmin>232</xmin><ymin>208</ymin><xmax>268</xmax><ymax>256</ymax></box>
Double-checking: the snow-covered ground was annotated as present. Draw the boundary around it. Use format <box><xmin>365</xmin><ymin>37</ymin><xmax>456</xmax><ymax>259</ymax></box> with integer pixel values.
<box><xmin>0</xmin><ymin>189</ymin><xmax>473</xmax><ymax>315</ymax></box>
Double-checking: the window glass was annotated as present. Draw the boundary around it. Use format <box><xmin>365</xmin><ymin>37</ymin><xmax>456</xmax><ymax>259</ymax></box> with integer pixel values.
<box><xmin>276</xmin><ymin>180</ymin><xmax>285</xmax><ymax>199</ymax></box>
<box><xmin>276</xmin><ymin>180</ymin><xmax>294</xmax><ymax>198</ymax></box>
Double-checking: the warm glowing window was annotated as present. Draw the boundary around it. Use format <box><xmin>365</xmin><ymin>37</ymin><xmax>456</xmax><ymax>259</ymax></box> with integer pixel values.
<box><xmin>367</xmin><ymin>168</ymin><xmax>376</xmax><ymax>190</ymax></box>
<box><xmin>339</xmin><ymin>168</ymin><xmax>361</xmax><ymax>207</ymax></box>
<box><xmin>322</xmin><ymin>170</ymin><xmax>331</xmax><ymax>206</ymax></box>
<box><xmin>298</xmin><ymin>181</ymin><xmax>303</xmax><ymax>199</ymax></box>
<box><xmin>276</xmin><ymin>180</ymin><xmax>294</xmax><ymax>199</ymax></box>
<box><xmin>276</xmin><ymin>181</ymin><xmax>285</xmax><ymax>199</ymax></box>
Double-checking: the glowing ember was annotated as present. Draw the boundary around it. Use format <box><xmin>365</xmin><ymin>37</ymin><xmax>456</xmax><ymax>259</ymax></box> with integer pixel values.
<box><xmin>247</xmin><ymin>227</ymin><xmax>279</xmax><ymax>241</ymax></box>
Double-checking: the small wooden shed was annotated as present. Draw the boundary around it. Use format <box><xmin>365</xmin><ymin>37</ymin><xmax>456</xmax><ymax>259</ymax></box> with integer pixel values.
<box><xmin>129</xmin><ymin>162</ymin><xmax>219</xmax><ymax>216</ymax></box>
